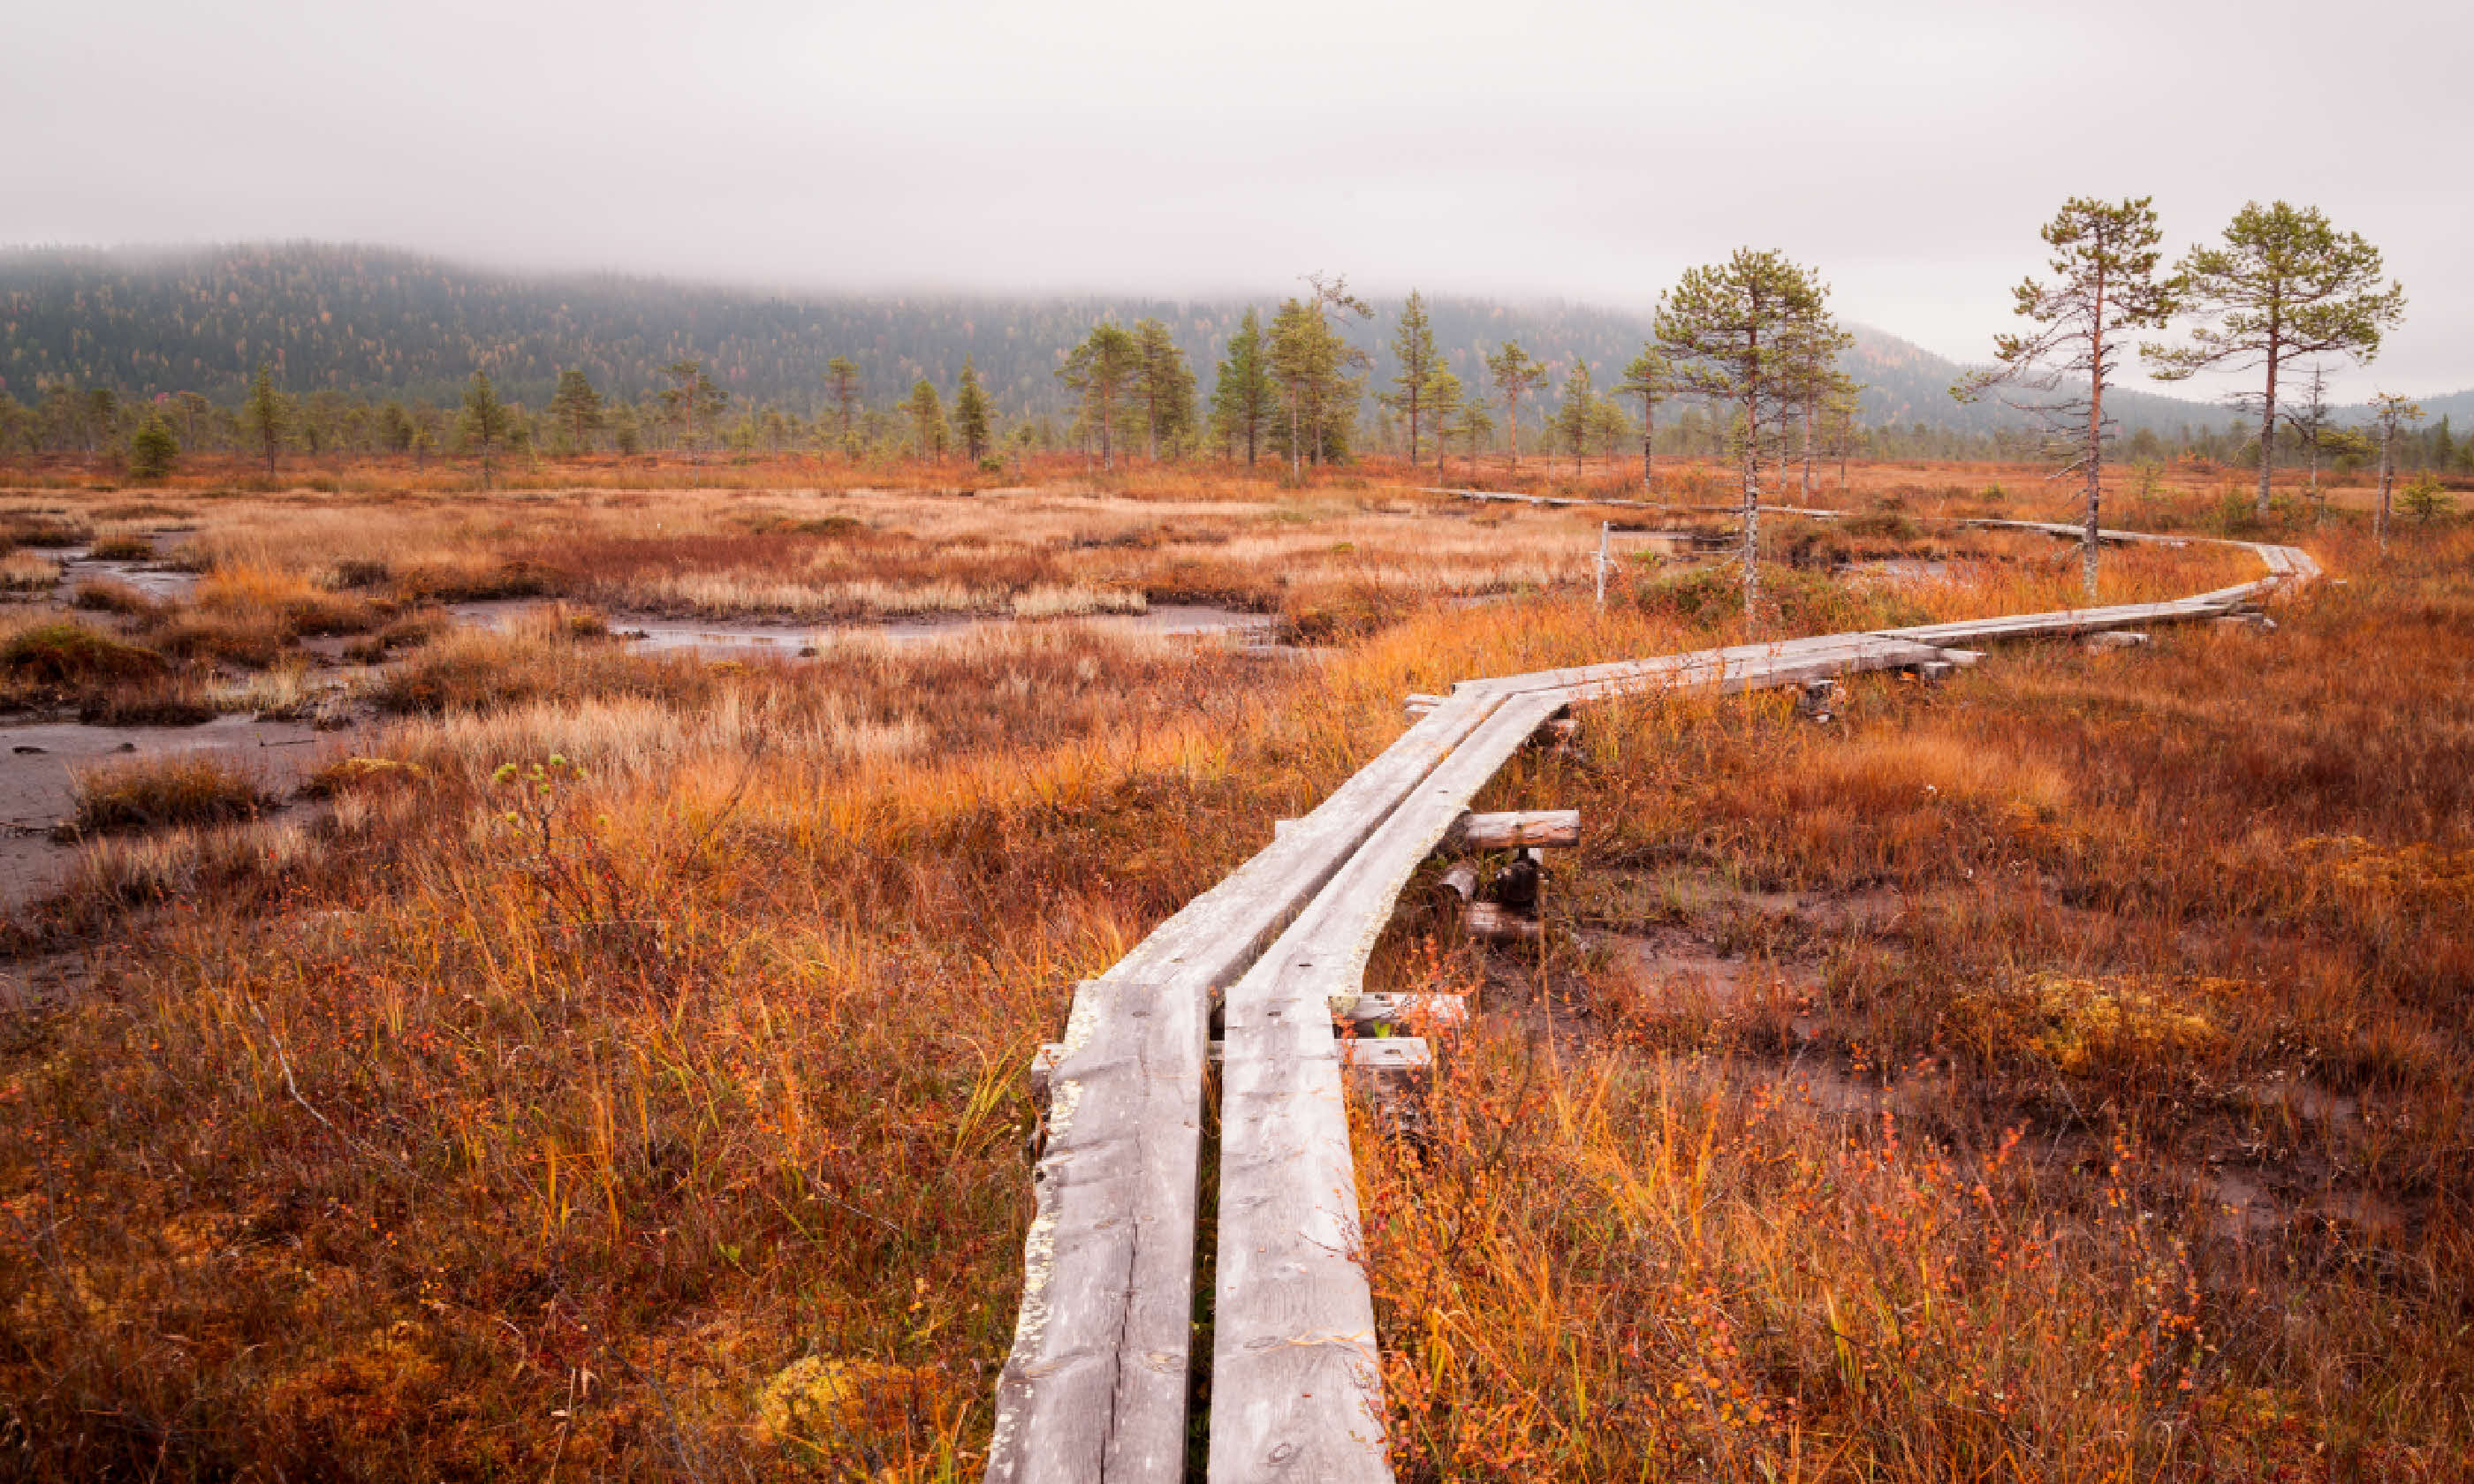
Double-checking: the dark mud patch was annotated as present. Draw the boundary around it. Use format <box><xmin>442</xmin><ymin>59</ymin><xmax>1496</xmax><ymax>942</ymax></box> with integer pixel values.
<box><xmin>0</xmin><ymin>716</ymin><xmax>347</xmax><ymax>912</ymax></box>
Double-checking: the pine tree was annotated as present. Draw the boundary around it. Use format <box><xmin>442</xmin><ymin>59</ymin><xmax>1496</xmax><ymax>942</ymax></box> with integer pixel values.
<box><xmin>1484</xmin><ymin>341</ymin><xmax>1547</xmax><ymax>471</ymax></box>
<box><xmin>241</xmin><ymin>363</ymin><xmax>290</xmax><ymax>479</ymax></box>
<box><xmin>1270</xmin><ymin>276</ymin><xmax>1372</xmax><ymax>474</ymax></box>
<box><xmin>953</xmin><ymin>358</ymin><xmax>993</xmax><ymax>464</ymax></box>
<box><xmin>126</xmin><ymin>413</ymin><xmax>178</xmax><ymax>482</ymax></box>
<box><xmin>458</xmin><ymin>372</ymin><xmax>516</xmax><ymax>489</ymax></box>
<box><xmin>1617</xmin><ymin>347</ymin><xmax>1673</xmax><ymax>492</ymax></box>
<box><xmin>2369</xmin><ymin>392</ymin><xmax>2422</xmax><ymax>553</ymax></box>
<box><xmin>611</xmin><ymin>404</ymin><xmax>642</xmax><ymax>457</ymax></box>
<box><xmin>2280</xmin><ymin>363</ymin><xmax>2340</xmax><ymax>523</ymax></box>
<box><xmin>1059</xmin><ymin>324</ymin><xmax>1139</xmax><ymax>471</ymax></box>
<box><xmin>1656</xmin><ymin>249</ymin><xmax>1836</xmax><ymax>625</ymax></box>
<box><xmin>1552</xmin><ymin>360</ymin><xmax>1596</xmax><ymax>474</ymax></box>
<box><xmin>824</xmin><ymin>357</ymin><xmax>863</xmax><ymax>458</ymax></box>
<box><xmin>545</xmin><ymin>368</ymin><xmax>605</xmax><ymax>455</ymax></box>
<box><xmin>1133</xmin><ymin>319</ymin><xmax>1196</xmax><ymax>460</ymax></box>
<box><xmin>1453</xmin><ymin>395</ymin><xmax>1496</xmax><ymax>471</ymax></box>
<box><xmin>1958</xmin><ymin>198</ymin><xmax>2174</xmax><ymax>595</ymax></box>
<box><xmin>1383</xmin><ymin>290</ymin><xmax>1441</xmax><ymax>463</ymax></box>
<box><xmin>2147</xmin><ymin>201</ymin><xmax>2408</xmax><ymax>519</ymax></box>
<box><xmin>1210</xmin><ymin>308</ymin><xmax>1277</xmax><ymax>467</ymax></box>
<box><xmin>1424</xmin><ymin>369</ymin><xmax>1465</xmax><ymax>479</ymax></box>
<box><xmin>907</xmin><ymin>379</ymin><xmax>947</xmax><ymax>461</ymax></box>
<box><xmin>661</xmin><ymin>360</ymin><xmax>728</xmax><ymax>463</ymax></box>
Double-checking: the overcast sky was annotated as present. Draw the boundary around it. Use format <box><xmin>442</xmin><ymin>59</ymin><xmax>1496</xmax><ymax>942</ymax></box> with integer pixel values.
<box><xmin>8</xmin><ymin>0</ymin><xmax>2466</xmax><ymax>398</ymax></box>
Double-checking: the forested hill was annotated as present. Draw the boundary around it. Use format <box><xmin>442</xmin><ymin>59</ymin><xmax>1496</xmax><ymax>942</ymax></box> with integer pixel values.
<box><xmin>4</xmin><ymin>243</ymin><xmax>2455</xmax><ymax>435</ymax></box>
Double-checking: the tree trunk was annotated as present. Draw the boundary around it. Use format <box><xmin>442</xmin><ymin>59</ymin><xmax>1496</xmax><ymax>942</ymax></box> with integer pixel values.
<box><xmin>2083</xmin><ymin>278</ymin><xmax>2107</xmax><ymax>600</ymax></box>
<box><xmin>2254</xmin><ymin>344</ymin><xmax>2280</xmax><ymax>519</ymax></box>
<box><xmin>2377</xmin><ymin>424</ymin><xmax>2394</xmax><ymax>553</ymax></box>
<box><xmin>1741</xmin><ymin>384</ymin><xmax>1761</xmax><ymax>632</ymax></box>
<box><xmin>1506</xmin><ymin>395</ymin><xmax>1519</xmax><ymax>471</ymax></box>
<box><xmin>1800</xmin><ymin>399</ymin><xmax>1815</xmax><ymax>500</ymax></box>
<box><xmin>1641</xmin><ymin>400</ymin><xmax>1656</xmax><ymax>493</ymax></box>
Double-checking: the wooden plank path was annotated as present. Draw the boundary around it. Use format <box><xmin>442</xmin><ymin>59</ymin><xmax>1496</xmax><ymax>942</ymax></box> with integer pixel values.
<box><xmin>987</xmin><ymin>523</ymin><xmax>2319</xmax><ymax>1484</ymax></box>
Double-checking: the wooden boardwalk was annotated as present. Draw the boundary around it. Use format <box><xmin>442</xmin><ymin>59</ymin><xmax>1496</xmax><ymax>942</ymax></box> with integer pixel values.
<box><xmin>986</xmin><ymin>523</ymin><xmax>2318</xmax><ymax>1484</ymax></box>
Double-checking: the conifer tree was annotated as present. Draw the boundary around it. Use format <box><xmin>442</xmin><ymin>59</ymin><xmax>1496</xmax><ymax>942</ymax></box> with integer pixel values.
<box><xmin>1484</xmin><ymin>341</ymin><xmax>1546</xmax><ymax>471</ymax></box>
<box><xmin>239</xmin><ymin>363</ymin><xmax>289</xmax><ymax>474</ymax></box>
<box><xmin>1656</xmin><ymin>248</ymin><xmax>1835</xmax><ymax>625</ymax></box>
<box><xmin>1423</xmin><ymin>369</ymin><xmax>1465</xmax><ymax>478</ymax></box>
<box><xmin>545</xmin><ymin>368</ymin><xmax>605</xmax><ymax>454</ymax></box>
<box><xmin>824</xmin><ymin>357</ymin><xmax>863</xmax><ymax>458</ymax></box>
<box><xmin>953</xmin><ymin>358</ymin><xmax>993</xmax><ymax>464</ymax></box>
<box><xmin>2280</xmin><ymin>363</ymin><xmax>2341</xmax><ymax>523</ymax></box>
<box><xmin>1453</xmin><ymin>396</ymin><xmax>1496</xmax><ymax>470</ymax></box>
<box><xmin>1270</xmin><ymin>275</ymin><xmax>1371</xmax><ymax>474</ymax></box>
<box><xmin>1059</xmin><ymin>323</ymin><xmax>1139</xmax><ymax>471</ymax></box>
<box><xmin>2147</xmin><ymin>201</ymin><xmax>2407</xmax><ymax>519</ymax></box>
<box><xmin>2369</xmin><ymin>392</ymin><xmax>2422</xmax><ymax>553</ymax></box>
<box><xmin>1383</xmin><ymin>290</ymin><xmax>1442</xmax><ymax>463</ymax></box>
<box><xmin>1957</xmin><ymin>198</ymin><xmax>2174</xmax><ymax>595</ymax></box>
<box><xmin>1210</xmin><ymin>308</ymin><xmax>1277</xmax><ymax>467</ymax></box>
<box><xmin>1552</xmin><ymin>360</ymin><xmax>1596</xmax><ymax>474</ymax></box>
<box><xmin>241</xmin><ymin>362</ymin><xmax>290</xmax><ymax>478</ymax></box>
<box><xmin>661</xmin><ymin>360</ymin><xmax>728</xmax><ymax>463</ymax></box>
<box><xmin>907</xmin><ymin>379</ymin><xmax>948</xmax><ymax>461</ymax></box>
<box><xmin>1618</xmin><ymin>347</ymin><xmax>1673</xmax><ymax>492</ymax></box>
<box><xmin>458</xmin><ymin>372</ymin><xmax>516</xmax><ymax>489</ymax></box>
<box><xmin>126</xmin><ymin>413</ymin><xmax>178</xmax><ymax>483</ymax></box>
<box><xmin>1132</xmin><ymin>319</ymin><xmax>1195</xmax><ymax>460</ymax></box>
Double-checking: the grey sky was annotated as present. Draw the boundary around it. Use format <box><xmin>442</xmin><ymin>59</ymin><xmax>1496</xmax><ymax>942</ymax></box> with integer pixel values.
<box><xmin>8</xmin><ymin>0</ymin><xmax>2466</xmax><ymax>398</ymax></box>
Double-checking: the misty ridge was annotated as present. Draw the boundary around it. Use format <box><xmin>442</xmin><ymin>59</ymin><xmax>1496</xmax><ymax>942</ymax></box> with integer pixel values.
<box><xmin>11</xmin><ymin>243</ymin><xmax>2458</xmax><ymax>441</ymax></box>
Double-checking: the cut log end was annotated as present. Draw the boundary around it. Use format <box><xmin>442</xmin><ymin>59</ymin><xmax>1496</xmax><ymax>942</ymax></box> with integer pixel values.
<box><xmin>1443</xmin><ymin>808</ymin><xmax>1581</xmax><ymax>852</ymax></box>
<box><xmin>1464</xmin><ymin>901</ymin><xmax>1543</xmax><ymax>943</ymax></box>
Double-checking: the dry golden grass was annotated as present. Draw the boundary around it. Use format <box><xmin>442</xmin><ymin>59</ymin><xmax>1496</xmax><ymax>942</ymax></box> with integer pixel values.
<box><xmin>0</xmin><ymin>458</ymin><xmax>2462</xmax><ymax>1480</ymax></box>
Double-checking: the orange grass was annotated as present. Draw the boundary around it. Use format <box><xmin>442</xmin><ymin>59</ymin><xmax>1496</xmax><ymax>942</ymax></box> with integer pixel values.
<box><xmin>0</xmin><ymin>466</ymin><xmax>2461</xmax><ymax>1480</ymax></box>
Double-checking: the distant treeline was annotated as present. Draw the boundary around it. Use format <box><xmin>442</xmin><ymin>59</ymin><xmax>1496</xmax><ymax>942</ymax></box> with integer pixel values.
<box><xmin>2</xmin><ymin>243</ymin><xmax>2467</xmax><ymax>471</ymax></box>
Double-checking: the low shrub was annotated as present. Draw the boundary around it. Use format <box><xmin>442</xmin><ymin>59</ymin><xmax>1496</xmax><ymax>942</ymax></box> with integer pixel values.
<box><xmin>69</xmin><ymin>753</ymin><xmax>271</xmax><ymax>834</ymax></box>
<box><xmin>0</xmin><ymin>622</ymin><xmax>166</xmax><ymax>689</ymax></box>
<box><xmin>151</xmin><ymin>613</ymin><xmax>290</xmax><ymax>669</ymax></box>
<box><xmin>72</xmin><ymin>579</ymin><xmax>163</xmax><ymax>617</ymax></box>
<box><xmin>0</xmin><ymin>550</ymin><xmax>61</xmax><ymax>592</ymax></box>
<box><xmin>87</xmin><ymin>534</ymin><xmax>157</xmax><ymax>562</ymax></box>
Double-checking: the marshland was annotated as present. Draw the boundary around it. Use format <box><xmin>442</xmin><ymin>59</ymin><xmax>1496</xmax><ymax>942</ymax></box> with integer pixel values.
<box><xmin>0</xmin><ymin>437</ymin><xmax>2464</xmax><ymax>1480</ymax></box>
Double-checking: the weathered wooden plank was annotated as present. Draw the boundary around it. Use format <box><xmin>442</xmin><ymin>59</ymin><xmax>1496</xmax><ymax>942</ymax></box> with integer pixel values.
<box><xmin>1210</xmin><ymin>693</ymin><xmax>1567</xmax><ymax>1484</ymax></box>
<box><xmin>1441</xmin><ymin>809</ymin><xmax>1580</xmax><ymax>851</ymax></box>
<box><xmin>988</xmin><ymin>692</ymin><xmax>1514</xmax><ymax>1484</ymax></box>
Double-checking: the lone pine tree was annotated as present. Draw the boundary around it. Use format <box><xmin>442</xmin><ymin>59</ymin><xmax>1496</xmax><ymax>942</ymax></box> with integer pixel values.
<box><xmin>1958</xmin><ymin>197</ymin><xmax>2174</xmax><ymax>597</ymax></box>
<box><xmin>1210</xmin><ymin>308</ymin><xmax>1277</xmax><ymax>467</ymax></box>
<box><xmin>1618</xmin><ymin>346</ymin><xmax>1673</xmax><ymax>492</ymax></box>
<box><xmin>1060</xmin><ymin>322</ymin><xmax>1139</xmax><ymax>471</ymax></box>
<box><xmin>1423</xmin><ymin>368</ymin><xmax>1465</xmax><ymax>478</ymax></box>
<box><xmin>952</xmin><ymin>358</ymin><xmax>993</xmax><ymax>464</ymax></box>
<box><xmin>241</xmin><ymin>362</ymin><xmax>289</xmax><ymax>478</ymax></box>
<box><xmin>1133</xmin><ymin>319</ymin><xmax>1195</xmax><ymax>461</ymax></box>
<box><xmin>1656</xmin><ymin>248</ymin><xmax>1835</xmax><ymax>625</ymax></box>
<box><xmin>545</xmin><ymin>368</ymin><xmax>605</xmax><ymax>454</ymax></box>
<box><xmin>1484</xmin><ymin>341</ymin><xmax>1547</xmax><ymax>471</ymax></box>
<box><xmin>1552</xmin><ymin>360</ymin><xmax>1596</xmax><ymax>474</ymax></box>
<box><xmin>907</xmin><ymin>379</ymin><xmax>947</xmax><ymax>461</ymax></box>
<box><xmin>458</xmin><ymin>372</ymin><xmax>516</xmax><ymax>489</ymax></box>
<box><xmin>2147</xmin><ymin>201</ymin><xmax>2406</xmax><ymax>519</ymax></box>
<box><xmin>824</xmin><ymin>357</ymin><xmax>863</xmax><ymax>458</ymax></box>
<box><xmin>1383</xmin><ymin>291</ymin><xmax>1442</xmax><ymax>464</ymax></box>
